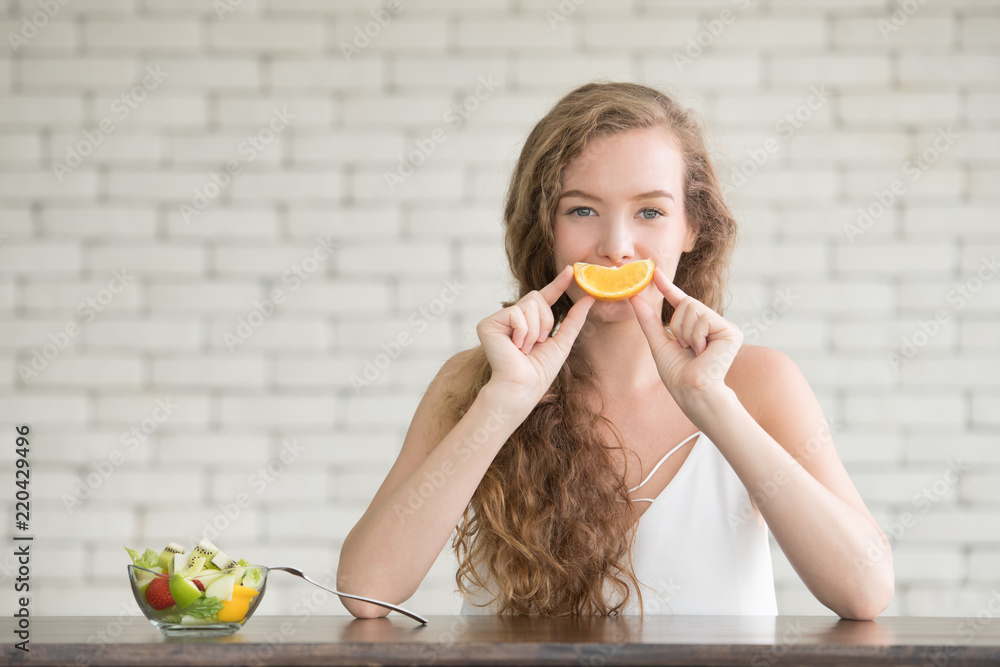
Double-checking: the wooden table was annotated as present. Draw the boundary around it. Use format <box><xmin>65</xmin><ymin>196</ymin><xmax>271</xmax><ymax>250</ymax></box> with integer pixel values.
<box><xmin>3</xmin><ymin>614</ymin><xmax>1000</xmax><ymax>666</ymax></box>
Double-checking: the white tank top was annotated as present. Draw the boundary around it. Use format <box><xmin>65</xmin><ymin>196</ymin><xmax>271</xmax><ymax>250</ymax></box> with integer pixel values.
<box><xmin>458</xmin><ymin>431</ymin><xmax>778</xmax><ymax>615</ymax></box>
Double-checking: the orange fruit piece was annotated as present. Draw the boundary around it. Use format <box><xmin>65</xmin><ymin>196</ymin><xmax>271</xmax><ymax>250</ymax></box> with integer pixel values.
<box><xmin>573</xmin><ymin>260</ymin><xmax>655</xmax><ymax>301</ymax></box>
<box><xmin>217</xmin><ymin>585</ymin><xmax>260</xmax><ymax>623</ymax></box>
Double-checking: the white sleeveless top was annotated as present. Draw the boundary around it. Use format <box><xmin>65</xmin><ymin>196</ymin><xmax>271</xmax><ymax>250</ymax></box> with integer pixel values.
<box><xmin>458</xmin><ymin>431</ymin><xmax>778</xmax><ymax>615</ymax></box>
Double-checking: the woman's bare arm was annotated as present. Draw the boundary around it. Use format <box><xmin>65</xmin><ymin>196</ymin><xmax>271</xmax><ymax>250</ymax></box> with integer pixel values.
<box><xmin>336</xmin><ymin>354</ymin><xmax>534</xmax><ymax>618</ymax></box>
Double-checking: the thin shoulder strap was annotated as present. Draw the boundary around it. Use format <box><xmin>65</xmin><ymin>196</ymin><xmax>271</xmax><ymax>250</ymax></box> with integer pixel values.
<box><xmin>627</xmin><ymin>431</ymin><xmax>702</xmax><ymax>493</ymax></box>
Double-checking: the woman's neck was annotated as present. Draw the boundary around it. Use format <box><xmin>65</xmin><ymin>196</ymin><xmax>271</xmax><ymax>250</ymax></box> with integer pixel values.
<box><xmin>575</xmin><ymin>315</ymin><xmax>664</xmax><ymax>400</ymax></box>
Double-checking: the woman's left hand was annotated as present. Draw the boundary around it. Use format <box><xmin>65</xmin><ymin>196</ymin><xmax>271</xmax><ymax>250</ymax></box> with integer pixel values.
<box><xmin>629</xmin><ymin>267</ymin><xmax>743</xmax><ymax>406</ymax></box>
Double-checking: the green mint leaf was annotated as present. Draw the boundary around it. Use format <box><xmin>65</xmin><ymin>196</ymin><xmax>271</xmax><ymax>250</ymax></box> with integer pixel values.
<box><xmin>184</xmin><ymin>597</ymin><xmax>224</xmax><ymax>619</ymax></box>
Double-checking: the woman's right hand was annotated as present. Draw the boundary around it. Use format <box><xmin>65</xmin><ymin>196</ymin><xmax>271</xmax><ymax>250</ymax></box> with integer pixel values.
<box><xmin>476</xmin><ymin>265</ymin><xmax>595</xmax><ymax>403</ymax></box>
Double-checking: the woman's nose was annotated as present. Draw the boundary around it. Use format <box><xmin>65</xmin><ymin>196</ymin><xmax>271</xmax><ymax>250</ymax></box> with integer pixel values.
<box><xmin>596</xmin><ymin>218</ymin><xmax>634</xmax><ymax>265</ymax></box>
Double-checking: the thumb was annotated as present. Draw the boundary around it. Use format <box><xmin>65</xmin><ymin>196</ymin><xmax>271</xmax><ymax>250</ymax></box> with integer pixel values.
<box><xmin>549</xmin><ymin>294</ymin><xmax>595</xmax><ymax>355</ymax></box>
<box><xmin>629</xmin><ymin>293</ymin><xmax>678</xmax><ymax>360</ymax></box>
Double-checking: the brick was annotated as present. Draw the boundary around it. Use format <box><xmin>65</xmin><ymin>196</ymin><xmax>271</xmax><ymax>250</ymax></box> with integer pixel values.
<box><xmin>287</xmin><ymin>206</ymin><xmax>401</xmax><ymax>239</ymax></box>
<box><xmin>280</xmin><ymin>282</ymin><xmax>392</xmax><ymax>313</ymax></box>
<box><xmin>85</xmin><ymin>20</ymin><xmax>202</xmax><ymax>50</ymax></box>
<box><xmin>16</xmin><ymin>0</ymin><xmax>135</xmax><ymax>15</ymax></box>
<box><xmin>968</xmin><ymin>550</ymin><xmax>1000</xmax><ymax>581</ymax></box>
<box><xmin>406</xmin><ymin>205</ymin><xmax>500</xmax><ymax>238</ymax></box>
<box><xmin>961</xmin><ymin>17</ymin><xmax>1000</xmax><ymax>46</ymax></box>
<box><xmin>156</xmin><ymin>434</ymin><xmax>270</xmax><ymax>464</ymax></box>
<box><xmin>0</xmin><ymin>395</ymin><xmax>88</xmax><ymax>424</ymax></box>
<box><xmin>844</xmin><ymin>393</ymin><xmax>964</xmax><ymax>427</ymax></box>
<box><xmin>580</xmin><ymin>17</ymin><xmax>698</xmax><ymax>49</ymax></box>
<box><xmin>788</xmin><ymin>131</ymin><xmax>911</xmax><ymax>162</ymax></box>
<box><xmin>457</xmin><ymin>17</ymin><xmax>572</xmax><ymax>51</ymax></box>
<box><xmin>151</xmin><ymin>357</ymin><xmax>268</xmax><ymax>388</ymax></box>
<box><xmin>268</xmin><ymin>57</ymin><xmax>382</xmax><ymax>90</ymax></box>
<box><xmin>332</xmin><ymin>17</ymin><xmax>450</xmax><ymax>53</ymax></box>
<box><xmin>972</xmin><ymin>394</ymin><xmax>1000</xmax><ymax>427</ymax></box>
<box><xmin>428</xmin><ymin>130</ymin><xmax>536</xmax><ymax>164</ymax></box>
<box><xmin>20</xmin><ymin>57</ymin><xmax>139</xmax><ymax>88</ymax></box>
<box><xmin>229</xmin><ymin>170</ymin><xmax>342</xmax><ymax>202</ymax></box>
<box><xmin>839</xmin><ymin>93</ymin><xmax>961</xmax><ymax>125</ymax></box>
<box><xmin>0</xmin><ymin>171</ymin><xmax>98</xmax><ymax>200</ymax></box>
<box><xmin>332</xmin><ymin>466</ymin><xmax>391</xmax><ymax>502</ymax></box>
<box><xmin>715</xmin><ymin>17</ymin><xmax>827</xmax><ymax>48</ymax></box>
<box><xmin>342</xmin><ymin>392</ymin><xmax>420</xmax><ymax>428</ymax></box>
<box><xmin>514</xmin><ymin>54</ymin><xmax>635</xmax><ymax>88</ymax></box>
<box><xmin>216</xmin><ymin>96</ymin><xmax>334</xmax><ymax>127</ymax></box>
<box><xmin>166</xmin><ymin>207</ymin><xmax>279</xmax><ymax>238</ymax></box>
<box><xmin>50</xmin><ymin>131</ymin><xmax>162</xmax><ymax>164</ymax></box>
<box><xmin>900</xmin><ymin>358</ymin><xmax>1000</xmax><ymax>388</ymax></box>
<box><xmin>154</xmin><ymin>57</ymin><xmax>261</xmax><ymax>89</ymax></box>
<box><xmin>84</xmin><ymin>320</ymin><xmax>203</xmax><ymax>350</ymax></box>
<box><xmin>335</xmin><ymin>317</ymin><xmax>455</xmax><ymax>352</ymax></box>
<box><xmin>147</xmin><ymin>283</ymin><xmax>262</xmax><ymax>312</ymax></box>
<box><xmin>396</xmin><ymin>278</ymin><xmax>498</xmax><ymax>319</ymax></box>
<box><xmin>834</xmin><ymin>243</ymin><xmax>955</xmax><ymax>276</ymax></box>
<box><xmin>1</xmin><ymin>18</ymin><xmax>78</xmax><ymax>53</ymax></box>
<box><xmin>0</xmin><ymin>207</ymin><xmax>32</xmax><ymax>236</ymax></box>
<box><xmin>265</xmin><ymin>506</ymin><xmax>362</xmax><ymax>540</ymax></box>
<box><xmin>41</xmin><ymin>206</ymin><xmax>157</xmax><ymax>237</ymax></box>
<box><xmin>960</xmin><ymin>321</ymin><xmax>1000</xmax><ymax>351</ymax></box>
<box><xmin>273</xmin><ymin>356</ymin><xmax>356</xmax><ymax>388</ymax></box>
<box><xmin>0</xmin><ymin>319</ymin><xmax>86</xmax><ymax>350</ymax></box>
<box><xmin>337</xmin><ymin>241</ymin><xmax>451</xmax><ymax>276</ymax></box>
<box><xmin>736</xmin><ymin>170</ymin><xmax>840</xmax><ymax>203</ymax></box>
<box><xmin>393</xmin><ymin>55</ymin><xmax>507</xmax><ymax>88</ymax></box>
<box><xmin>939</xmin><ymin>130</ymin><xmax>1000</xmax><ymax>162</ymax></box>
<box><xmin>904</xmin><ymin>511</ymin><xmax>1000</xmax><ymax>543</ymax></box>
<box><xmin>213</xmin><ymin>469</ymin><xmax>327</xmax><ymax>502</ymax></box>
<box><xmin>961</xmin><ymin>473</ymin><xmax>1000</xmax><ymax>503</ymax></box>
<box><xmin>93</xmin><ymin>393</ymin><xmax>209</xmax><ymax>426</ymax></box>
<box><xmin>899</xmin><ymin>55</ymin><xmax>1000</xmax><ymax>84</ymax></box>
<box><xmin>352</xmin><ymin>167</ymin><xmax>463</xmax><ymax>202</ymax></box>
<box><xmin>210</xmin><ymin>20</ymin><xmax>324</xmax><ymax>52</ymax></box>
<box><xmin>20</xmin><ymin>356</ymin><xmax>143</xmax><ymax>387</ymax></box>
<box><xmin>835</xmin><ymin>429</ymin><xmax>904</xmax><ymax>465</ymax></box>
<box><xmin>0</xmin><ymin>134</ymin><xmax>41</xmax><ymax>163</ymax></box>
<box><xmin>970</xmin><ymin>169</ymin><xmax>1000</xmax><ymax>199</ymax></box>
<box><xmin>220</xmin><ymin>395</ymin><xmax>337</xmax><ymax>427</ymax></box>
<box><xmin>0</xmin><ymin>242</ymin><xmax>81</xmax><ymax>273</ymax></box>
<box><xmin>906</xmin><ymin>432</ymin><xmax>1000</xmax><ymax>465</ymax></box>
<box><xmin>0</xmin><ymin>96</ymin><xmax>83</xmax><ymax>124</ymax></box>
<box><xmin>712</xmin><ymin>91</ymin><xmax>834</xmax><ymax>127</ymax></box>
<box><xmin>892</xmin><ymin>546</ymin><xmax>965</xmax><ymax>582</ymax></box>
<box><xmin>209</xmin><ymin>318</ymin><xmax>329</xmax><ymax>351</ymax></box>
<box><xmin>770</xmin><ymin>55</ymin><xmax>891</xmax><ymax>86</ymax></box>
<box><xmin>90</xmin><ymin>93</ymin><xmax>208</xmax><ymax>128</ymax></box>
<box><xmin>969</xmin><ymin>93</ymin><xmax>1000</xmax><ymax>123</ymax></box>
<box><xmin>640</xmin><ymin>54</ymin><xmax>762</xmax><ymax>88</ymax></box>
<box><xmin>292</xmin><ymin>131</ymin><xmax>406</xmax><ymax>164</ymax></box>
<box><xmin>342</xmin><ymin>93</ymin><xmax>457</xmax><ymax>127</ymax></box>
<box><xmin>292</xmin><ymin>432</ymin><xmax>400</xmax><ymax>465</ymax></box>
<box><xmin>166</xmin><ymin>134</ymin><xmax>283</xmax><ymax>164</ymax></box>
<box><xmin>457</xmin><ymin>241</ymin><xmax>508</xmax><ymax>278</ymax></box>
<box><xmin>213</xmin><ymin>244</ymin><xmax>333</xmax><ymax>276</ymax></box>
<box><xmin>88</xmin><ymin>244</ymin><xmax>205</xmax><ymax>275</ymax></box>
<box><xmin>107</xmin><ymin>170</ymin><xmax>218</xmax><ymax>200</ymax></box>
<box><xmin>32</xmin><ymin>508</ymin><xmax>133</xmax><ymax>540</ymax></box>
<box><xmin>832</xmin><ymin>17</ymin><xmax>956</xmax><ymax>48</ymax></box>
<box><xmin>853</xmin><ymin>467</ymin><xmax>963</xmax><ymax>505</ymax></box>
<box><xmin>794</xmin><ymin>356</ymin><xmax>896</xmax><ymax>389</ymax></box>
<box><xmin>732</xmin><ymin>241</ymin><xmax>827</xmax><ymax>278</ymax></box>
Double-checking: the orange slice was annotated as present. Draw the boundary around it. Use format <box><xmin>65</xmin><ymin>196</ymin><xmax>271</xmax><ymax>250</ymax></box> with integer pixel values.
<box><xmin>573</xmin><ymin>260</ymin><xmax>655</xmax><ymax>301</ymax></box>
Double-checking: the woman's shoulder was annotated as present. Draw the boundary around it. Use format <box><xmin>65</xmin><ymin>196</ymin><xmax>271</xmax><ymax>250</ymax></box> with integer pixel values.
<box><xmin>726</xmin><ymin>343</ymin><xmax>811</xmax><ymax>426</ymax></box>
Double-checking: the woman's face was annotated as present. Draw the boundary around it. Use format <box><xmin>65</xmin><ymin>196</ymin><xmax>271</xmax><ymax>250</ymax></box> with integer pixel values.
<box><xmin>552</xmin><ymin>126</ymin><xmax>697</xmax><ymax>321</ymax></box>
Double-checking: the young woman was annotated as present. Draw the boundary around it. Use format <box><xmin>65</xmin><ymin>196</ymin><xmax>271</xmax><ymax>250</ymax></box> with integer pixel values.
<box><xmin>337</xmin><ymin>81</ymin><xmax>893</xmax><ymax>620</ymax></box>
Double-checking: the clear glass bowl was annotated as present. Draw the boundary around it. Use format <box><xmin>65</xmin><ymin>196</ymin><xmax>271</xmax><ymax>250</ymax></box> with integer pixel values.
<box><xmin>128</xmin><ymin>564</ymin><xmax>268</xmax><ymax>637</ymax></box>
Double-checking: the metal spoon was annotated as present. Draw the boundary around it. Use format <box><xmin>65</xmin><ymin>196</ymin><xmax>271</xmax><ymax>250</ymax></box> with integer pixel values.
<box><xmin>271</xmin><ymin>566</ymin><xmax>428</xmax><ymax>625</ymax></box>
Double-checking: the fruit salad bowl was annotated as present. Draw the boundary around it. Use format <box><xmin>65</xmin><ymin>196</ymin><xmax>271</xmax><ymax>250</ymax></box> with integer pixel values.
<box><xmin>126</xmin><ymin>540</ymin><xmax>268</xmax><ymax>637</ymax></box>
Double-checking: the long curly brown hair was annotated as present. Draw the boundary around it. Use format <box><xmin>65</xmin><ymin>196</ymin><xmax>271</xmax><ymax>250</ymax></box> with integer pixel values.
<box><xmin>439</xmin><ymin>81</ymin><xmax>738</xmax><ymax>616</ymax></box>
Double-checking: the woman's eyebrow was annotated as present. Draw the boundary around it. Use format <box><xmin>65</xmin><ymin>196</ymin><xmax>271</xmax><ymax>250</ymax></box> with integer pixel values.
<box><xmin>559</xmin><ymin>189</ymin><xmax>675</xmax><ymax>202</ymax></box>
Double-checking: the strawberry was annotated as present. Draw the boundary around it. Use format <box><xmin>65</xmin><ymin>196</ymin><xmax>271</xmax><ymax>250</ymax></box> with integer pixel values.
<box><xmin>145</xmin><ymin>576</ymin><xmax>175</xmax><ymax>610</ymax></box>
<box><xmin>193</xmin><ymin>579</ymin><xmax>205</xmax><ymax>592</ymax></box>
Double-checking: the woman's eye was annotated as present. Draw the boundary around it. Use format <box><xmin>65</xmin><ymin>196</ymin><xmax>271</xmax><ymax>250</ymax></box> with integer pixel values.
<box><xmin>639</xmin><ymin>208</ymin><xmax>665</xmax><ymax>220</ymax></box>
<box><xmin>568</xmin><ymin>206</ymin><xmax>594</xmax><ymax>217</ymax></box>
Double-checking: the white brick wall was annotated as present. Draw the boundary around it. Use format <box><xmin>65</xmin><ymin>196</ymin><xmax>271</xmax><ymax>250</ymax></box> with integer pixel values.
<box><xmin>0</xmin><ymin>0</ymin><xmax>998</xmax><ymax>620</ymax></box>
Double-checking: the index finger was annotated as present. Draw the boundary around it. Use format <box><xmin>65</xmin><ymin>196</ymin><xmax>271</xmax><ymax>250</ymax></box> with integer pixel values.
<box><xmin>538</xmin><ymin>264</ymin><xmax>575</xmax><ymax>306</ymax></box>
